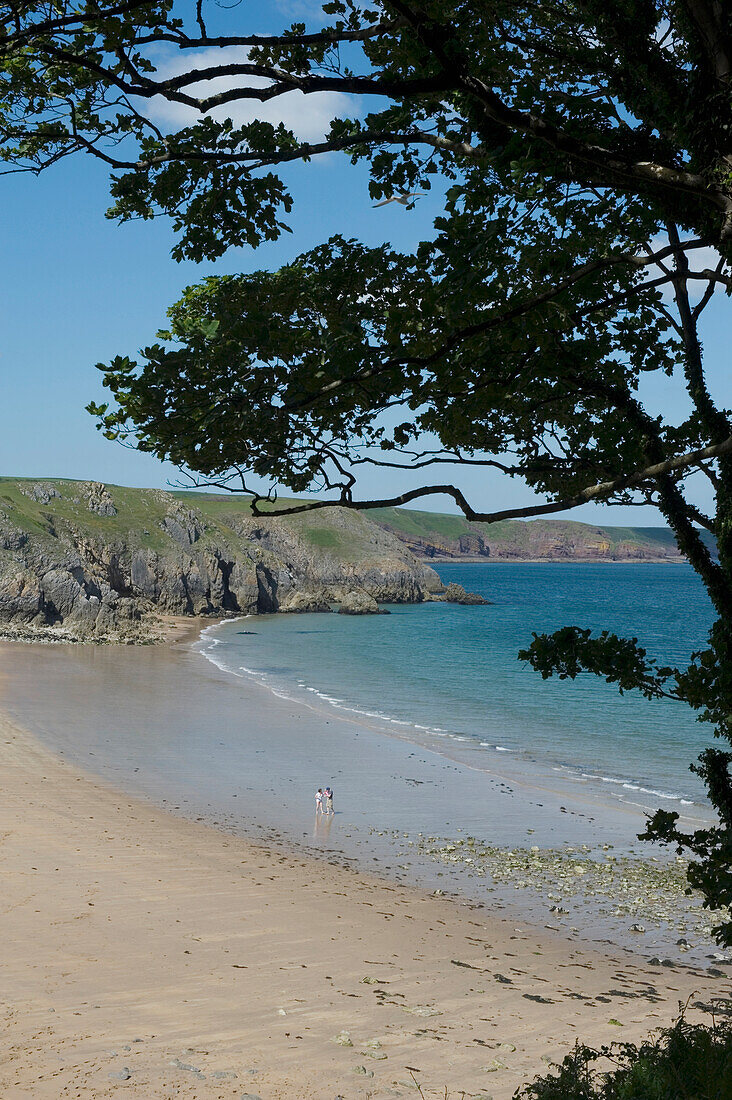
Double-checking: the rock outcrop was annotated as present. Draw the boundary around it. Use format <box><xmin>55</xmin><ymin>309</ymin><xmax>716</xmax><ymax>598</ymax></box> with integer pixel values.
<box><xmin>429</xmin><ymin>582</ymin><xmax>491</xmax><ymax>605</ymax></box>
<box><xmin>279</xmin><ymin>587</ymin><xmax>333</xmax><ymax>613</ymax></box>
<box><xmin>337</xmin><ymin>590</ymin><xmax>389</xmax><ymax>615</ymax></box>
<box><xmin>370</xmin><ymin>508</ymin><xmax>711</xmax><ymax>563</ymax></box>
<box><xmin>0</xmin><ymin>479</ymin><xmax>442</xmax><ymax>642</ymax></box>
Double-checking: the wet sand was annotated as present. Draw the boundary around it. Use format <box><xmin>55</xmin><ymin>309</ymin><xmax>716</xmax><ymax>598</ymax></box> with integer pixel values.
<box><xmin>0</xmin><ymin>634</ymin><xmax>718</xmax><ymax>963</ymax></box>
<box><xmin>1</xmin><ymin>701</ymin><xmax>731</xmax><ymax>1100</ymax></box>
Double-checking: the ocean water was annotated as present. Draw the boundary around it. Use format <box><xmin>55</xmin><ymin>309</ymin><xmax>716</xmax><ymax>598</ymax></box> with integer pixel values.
<box><xmin>202</xmin><ymin>563</ymin><xmax>717</xmax><ymax>806</ymax></box>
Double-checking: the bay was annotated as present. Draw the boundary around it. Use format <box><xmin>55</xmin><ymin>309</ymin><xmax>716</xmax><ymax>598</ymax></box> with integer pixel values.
<box><xmin>204</xmin><ymin>562</ymin><xmax>716</xmax><ymax>806</ymax></box>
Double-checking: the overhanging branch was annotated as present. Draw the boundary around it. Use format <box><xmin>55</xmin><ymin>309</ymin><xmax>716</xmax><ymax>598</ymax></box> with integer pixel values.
<box><xmin>241</xmin><ymin>436</ymin><xmax>732</xmax><ymax>521</ymax></box>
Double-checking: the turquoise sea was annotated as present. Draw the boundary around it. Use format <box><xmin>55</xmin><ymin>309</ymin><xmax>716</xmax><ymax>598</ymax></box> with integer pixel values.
<box><xmin>203</xmin><ymin>563</ymin><xmax>716</xmax><ymax>806</ymax></box>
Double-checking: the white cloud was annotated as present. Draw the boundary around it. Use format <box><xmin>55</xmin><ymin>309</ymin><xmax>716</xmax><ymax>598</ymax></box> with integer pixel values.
<box><xmin>143</xmin><ymin>46</ymin><xmax>359</xmax><ymax>142</ymax></box>
<box><xmin>274</xmin><ymin>0</ymin><xmax>327</xmax><ymax>18</ymax></box>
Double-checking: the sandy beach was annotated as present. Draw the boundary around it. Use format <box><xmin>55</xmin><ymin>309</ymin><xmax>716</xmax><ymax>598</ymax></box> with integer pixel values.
<box><xmin>1</xmin><ymin>655</ymin><xmax>730</xmax><ymax>1099</ymax></box>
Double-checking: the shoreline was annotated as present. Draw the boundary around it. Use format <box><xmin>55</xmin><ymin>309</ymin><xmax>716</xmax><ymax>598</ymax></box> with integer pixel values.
<box><xmin>0</xmin><ymin>628</ymin><xmax>721</xmax><ymax>964</ymax></box>
<box><xmin>196</xmin><ymin>615</ymin><xmax>708</xmax><ymax>815</ymax></box>
<box><xmin>416</xmin><ymin>557</ymin><xmax>690</xmax><ymax>565</ymax></box>
<box><xmin>1</xmin><ymin>705</ymin><xmax>730</xmax><ymax>1099</ymax></box>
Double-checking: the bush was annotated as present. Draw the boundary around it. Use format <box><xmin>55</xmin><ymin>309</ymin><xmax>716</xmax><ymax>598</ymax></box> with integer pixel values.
<box><xmin>515</xmin><ymin>1013</ymin><xmax>732</xmax><ymax>1100</ymax></box>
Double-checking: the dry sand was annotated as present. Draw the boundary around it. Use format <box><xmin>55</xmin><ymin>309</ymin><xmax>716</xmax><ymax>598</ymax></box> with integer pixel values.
<box><xmin>1</xmin><ymin>708</ymin><xmax>730</xmax><ymax>1100</ymax></box>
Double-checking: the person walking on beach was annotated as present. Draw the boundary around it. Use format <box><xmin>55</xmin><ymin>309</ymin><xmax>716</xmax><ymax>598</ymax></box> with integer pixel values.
<box><xmin>324</xmin><ymin>786</ymin><xmax>334</xmax><ymax>815</ymax></box>
<box><xmin>315</xmin><ymin>788</ymin><xmax>324</xmax><ymax>814</ymax></box>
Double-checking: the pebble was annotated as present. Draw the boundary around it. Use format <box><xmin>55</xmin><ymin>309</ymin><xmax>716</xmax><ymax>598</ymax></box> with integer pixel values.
<box><xmin>239</xmin><ymin>1094</ymin><xmax>263</xmax><ymax>1100</ymax></box>
<box><xmin>108</xmin><ymin>1067</ymin><xmax>131</xmax><ymax>1081</ymax></box>
<box><xmin>169</xmin><ymin>1058</ymin><xmax>205</xmax><ymax>1080</ymax></box>
<box><xmin>332</xmin><ymin>1031</ymin><xmax>353</xmax><ymax>1046</ymax></box>
<box><xmin>354</xmin><ymin>1064</ymin><xmax>374</xmax><ymax>1077</ymax></box>
<box><xmin>417</xmin><ymin>835</ymin><xmax>712</xmax><ymax>949</ymax></box>
<box><xmin>483</xmin><ymin>1059</ymin><xmax>507</xmax><ymax>1071</ymax></box>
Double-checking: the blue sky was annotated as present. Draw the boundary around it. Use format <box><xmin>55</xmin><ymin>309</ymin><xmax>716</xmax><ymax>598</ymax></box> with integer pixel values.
<box><xmin>1</xmin><ymin>1</ymin><xmax>727</xmax><ymax>527</ymax></box>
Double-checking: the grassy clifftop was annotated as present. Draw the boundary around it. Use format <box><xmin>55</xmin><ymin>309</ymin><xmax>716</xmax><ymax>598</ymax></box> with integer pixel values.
<box><xmin>0</xmin><ymin>477</ymin><xmax>710</xmax><ymax>576</ymax></box>
<box><xmin>0</xmin><ymin>478</ymin><xmax>439</xmax><ymax>640</ymax></box>
<box><xmin>0</xmin><ymin>478</ymin><xmax>393</xmax><ymax>563</ymax></box>
<box><xmin>369</xmin><ymin>506</ymin><xmax>714</xmax><ymax>562</ymax></box>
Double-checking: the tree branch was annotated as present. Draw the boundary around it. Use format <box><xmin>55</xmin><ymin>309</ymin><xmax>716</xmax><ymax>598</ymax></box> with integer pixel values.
<box><xmin>238</xmin><ymin>436</ymin><xmax>732</xmax><ymax>521</ymax></box>
<box><xmin>387</xmin><ymin>1</ymin><xmax>732</xmax><ymax>233</ymax></box>
<box><xmin>0</xmin><ymin>0</ymin><xmax>159</xmax><ymax>48</ymax></box>
<box><xmin>681</xmin><ymin>0</ymin><xmax>732</xmax><ymax>81</ymax></box>
<box><xmin>667</xmin><ymin>221</ymin><xmax>732</xmax><ymax>442</ymax></box>
<box><xmin>285</xmin><ymin>239</ymin><xmax>711</xmax><ymax>413</ymax></box>
<box><xmin>131</xmin><ymin>19</ymin><xmax>404</xmax><ymax>52</ymax></box>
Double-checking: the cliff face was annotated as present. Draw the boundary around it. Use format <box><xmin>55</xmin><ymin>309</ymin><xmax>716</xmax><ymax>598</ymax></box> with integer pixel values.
<box><xmin>0</xmin><ymin>480</ymin><xmax>441</xmax><ymax>641</ymax></box>
<box><xmin>369</xmin><ymin>508</ymin><xmax>705</xmax><ymax>563</ymax></box>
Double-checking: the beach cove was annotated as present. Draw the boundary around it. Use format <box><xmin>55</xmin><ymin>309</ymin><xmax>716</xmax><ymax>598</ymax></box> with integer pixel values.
<box><xmin>1</xmin><ymin>690</ymin><xmax>731</xmax><ymax>1100</ymax></box>
<box><xmin>0</xmin><ymin>595</ymin><xmax>730</xmax><ymax>1097</ymax></box>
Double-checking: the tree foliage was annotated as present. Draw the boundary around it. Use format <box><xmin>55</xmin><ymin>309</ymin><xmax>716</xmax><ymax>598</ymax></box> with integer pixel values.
<box><xmin>516</xmin><ymin>1010</ymin><xmax>732</xmax><ymax>1100</ymax></box>
<box><xmin>4</xmin><ymin>1</ymin><xmax>732</xmax><ymax>937</ymax></box>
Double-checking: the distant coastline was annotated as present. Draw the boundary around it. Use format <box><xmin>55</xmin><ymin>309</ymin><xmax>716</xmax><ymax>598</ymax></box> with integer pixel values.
<box><xmin>407</xmin><ymin>555</ymin><xmax>691</xmax><ymax>564</ymax></box>
<box><xmin>371</xmin><ymin>507</ymin><xmax>714</xmax><ymax>565</ymax></box>
<box><xmin>0</xmin><ymin>476</ymin><xmax>709</xmax><ymax>647</ymax></box>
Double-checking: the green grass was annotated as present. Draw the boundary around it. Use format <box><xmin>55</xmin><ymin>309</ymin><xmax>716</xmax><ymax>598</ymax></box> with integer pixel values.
<box><xmin>0</xmin><ymin>478</ymin><xmax>390</xmax><ymax>563</ymax></box>
<box><xmin>372</xmin><ymin>504</ymin><xmax>712</xmax><ymax>557</ymax></box>
<box><xmin>1</xmin><ymin>477</ymin><xmax>711</xmax><ymax>560</ymax></box>
<box><xmin>369</xmin><ymin>506</ymin><xmax>475</xmax><ymax>540</ymax></box>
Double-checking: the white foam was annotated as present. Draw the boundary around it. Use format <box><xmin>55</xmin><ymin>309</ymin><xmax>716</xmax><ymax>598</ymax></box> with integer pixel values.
<box><xmin>581</xmin><ymin>771</ymin><xmax>687</xmax><ymax>803</ymax></box>
<box><xmin>197</xmin><ymin>615</ymin><xmax>248</xmax><ymax>644</ymax></box>
<box><xmin>196</xmin><ymin>617</ymin><xmax>701</xmax><ymax>810</ymax></box>
<box><xmin>200</xmin><ymin>651</ymin><xmax>243</xmax><ymax>678</ymax></box>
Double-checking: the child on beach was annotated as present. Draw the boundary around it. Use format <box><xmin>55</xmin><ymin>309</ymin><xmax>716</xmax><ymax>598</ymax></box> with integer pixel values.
<box><xmin>315</xmin><ymin>788</ymin><xmax>324</xmax><ymax>814</ymax></box>
<box><xmin>324</xmin><ymin>786</ymin><xmax>334</xmax><ymax>815</ymax></box>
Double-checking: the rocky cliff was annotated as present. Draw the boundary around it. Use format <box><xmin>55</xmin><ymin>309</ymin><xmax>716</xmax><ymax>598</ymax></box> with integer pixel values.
<box><xmin>369</xmin><ymin>508</ymin><xmax>713</xmax><ymax>563</ymax></box>
<box><xmin>0</xmin><ymin>479</ymin><xmax>441</xmax><ymax>642</ymax></box>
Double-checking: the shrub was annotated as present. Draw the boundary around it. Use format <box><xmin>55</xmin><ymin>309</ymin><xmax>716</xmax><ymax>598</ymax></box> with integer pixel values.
<box><xmin>516</xmin><ymin>1013</ymin><xmax>732</xmax><ymax>1100</ymax></box>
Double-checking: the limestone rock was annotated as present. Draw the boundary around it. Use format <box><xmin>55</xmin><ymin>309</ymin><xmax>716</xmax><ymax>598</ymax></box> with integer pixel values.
<box><xmin>0</xmin><ymin>568</ymin><xmax>44</xmax><ymax>621</ymax></box>
<box><xmin>19</xmin><ymin>482</ymin><xmax>60</xmax><ymax>505</ymax></box>
<box><xmin>440</xmin><ymin>582</ymin><xmax>490</xmax><ymax>605</ymax></box>
<box><xmin>337</xmin><ymin>589</ymin><xmax>389</xmax><ymax>615</ymax></box>
<box><xmin>280</xmin><ymin>587</ymin><xmax>333</xmax><ymax>613</ymax></box>
<box><xmin>0</xmin><ymin>516</ymin><xmax>28</xmax><ymax>551</ymax></box>
<box><xmin>161</xmin><ymin>507</ymin><xmax>203</xmax><ymax>546</ymax></box>
<box><xmin>82</xmin><ymin>482</ymin><xmax>117</xmax><ymax>517</ymax></box>
<box><xmin>0</xmin><ymin>479</ymin><xmax>439</xmax><ymax>641</ymax></box>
